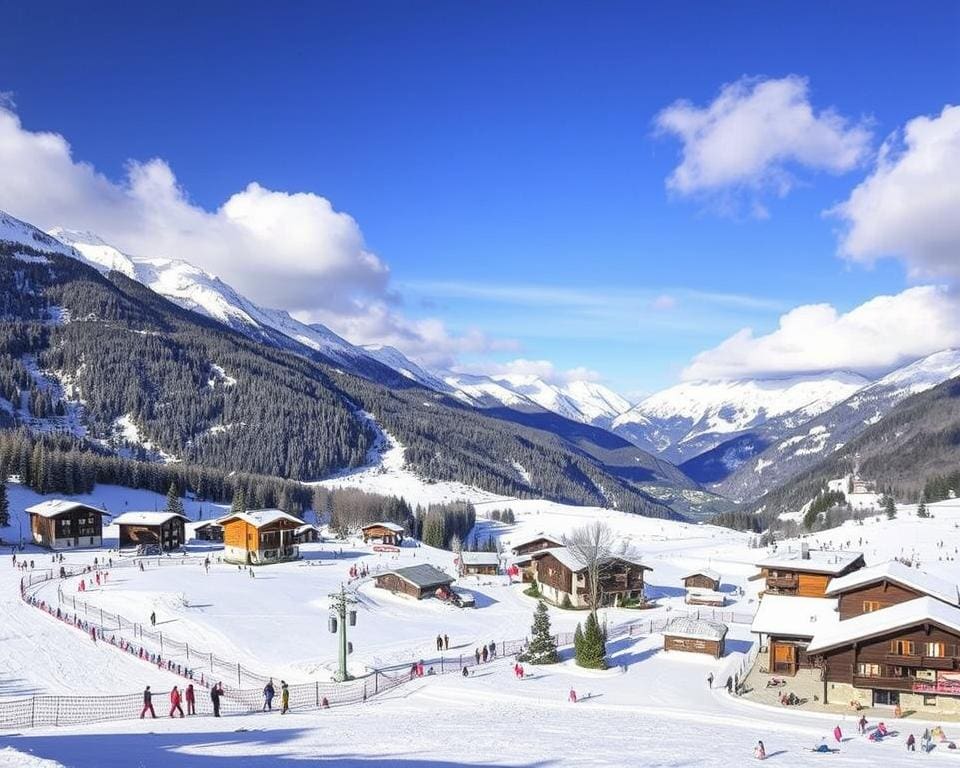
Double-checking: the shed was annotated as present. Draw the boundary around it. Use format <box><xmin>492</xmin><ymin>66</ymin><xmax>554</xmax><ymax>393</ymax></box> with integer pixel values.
<box><xmin>294</xmin><ymin>523</ymin><xmax>322</xmax><ymax>544</ymax></box>
<box><xmin>361</xmin><ymin>522</ymin><xmax>405</xmax><ymax>547</ymax></box>
<box><xmin>217</xmin><ymin>509</ymin><xmax>302</xmax><ymax>565</ymax></box>
<box><xmin>26</xmin><ymin>500</ymin><xmax>111</xmax><ymax>550</ymax></box>
<box><xmin>375</xmin><ymin>564</ymin><xmax>455</xmax><ymax>600</ymax></box>
<box><xmin>459</xmin><ymin>551</ymin><xmax>500</xmax><ymax>576</ymax></box>
<box><xmin>191</xmin><ymin>520</ymin><xmax>224</xmax><ymax>542</ymax></box>
<box><xmin>683</xmin><ymin>568</ymin><xmax>721</xmax><ymax>592</ymax></box>
<box><xmin>112</xmin><ymin>511</ymin><xmax>188</xmax><ymax>552</ymax></box>
<box><xmin>663</xmin><ymin>617</ymin><xmax>728</xmax><ymax>658</ymax></box>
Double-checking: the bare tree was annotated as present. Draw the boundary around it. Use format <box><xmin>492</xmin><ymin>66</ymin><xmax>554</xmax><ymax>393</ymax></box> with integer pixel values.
<box><xmin>563</xmin><ymin>521</ymin><xmax>619</xmax><ymax>614</ymax></box>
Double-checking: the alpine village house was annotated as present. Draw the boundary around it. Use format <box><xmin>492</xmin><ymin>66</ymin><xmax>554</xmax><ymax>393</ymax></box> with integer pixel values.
<box><xmin>751</xmin><ymin>547</ymin><xmax>960</xmax><ymax>713</ymax></box>
<box><xmin>218</xmin><ymin>509</ymin><xmax>303</xmax><ymax>565</ymax></box>
<box><xmin>26</xmin><ymin>500</ymin><xmax>111</xmax><ymax>550</ymax></box>
<box><xmin>529</xmin><ymin>547</ymin><xmax>650</xmax><ymax>609</ymax></box>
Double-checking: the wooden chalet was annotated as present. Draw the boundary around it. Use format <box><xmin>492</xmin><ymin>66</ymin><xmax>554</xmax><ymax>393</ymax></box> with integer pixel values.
<box><xmin>825</xmin><ymin>560</ymin><xmax>960</xmax><ymax>619</ymax></box>
<box><xmin>808</xmin><ymin>597</ymin><xmax>960</xmax><ymax>712</ymax></box>
<box><xmin>751</xmin><ymin>594</ymin><xmax>838</xmax><ymax>676</ymax></box>
<box><xmin>459</xmin><ymin>551</ymin><xmax>500</xmax><ymax>576</ymax></box>
<box><xmin>26</xmin><ymin>500</ymin><xmax>110</xmax><ymax>550</ymax></box>
<box><xmin>218</xmin><ymin>509</ymin><xmax>302</xmax><ymax>565</ymax></box>
<box><xmin>361</xmin><ymin>522</ymin><xmax>405</xmax><ymax>547</ymax></box>
<box><xmin>753</xmin><ymin>545</ymin><xmax>865</xmax><ymax>598</ymax></box>
<box><xmin>294</xmin><ymin>524</ymin><xmax>322</xmax><ymax>544</ymax></box>
<box><xmin>112</xmin><ymin>511</ymin><xmax>188</xmax><ymax>552</ymax></box>
<box><xmin>375</xmin><ymin>564</ymin><xmax>455</xmax><ymax>600</ymax></box>
<box><xmin>683</xmin><ymin>568</ymin><xmax>725</xmax><ymax>606</ymax></box>
<box><xmin>510</xmin><ymin>533</ymin><xmax>563</xmax><ymax>557</ymax></box>
<box><xmin>191</xmin><ymin>521</ymin><xmax>224</xmax><ymax>542</ymax></box>
<box><xmin>530</xmin><ymin>547</ymin><xmax>650</xmax><ymax>609</ymax></box>
<box><xmin>663</xmin><ymin>617</ymin><xmax>728</xmax><ymax>658</ymax></box>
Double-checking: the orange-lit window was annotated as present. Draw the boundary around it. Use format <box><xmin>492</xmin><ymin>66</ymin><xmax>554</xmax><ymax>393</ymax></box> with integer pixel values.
<box><xmin>862</xmin><ymin>600</ymin><xmax>882</xmax><ymax>613</ymax></box>
<box><xmin>925</xmin><ymin>642</ymin><xmax>945</xmax><ymax>658</ymax></box>
<box><xmin>890</xmin><ymin>640</ymin><xmax>916</xmax><ymax>655</ymax></box>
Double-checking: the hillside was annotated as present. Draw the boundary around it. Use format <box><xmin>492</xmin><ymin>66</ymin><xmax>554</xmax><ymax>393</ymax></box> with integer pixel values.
<box><xmin>0</xmin><ymin>219</ymin><xmax>701</xmax><ymax>518</ymax></box>
<box><xmin>745</xmin><ymin>373</ymin><xmax>960</xmax><ymax>522</ymax></box>
<box><xmin>715</xmin><ymin>350</ymin><xmax>960</xmax><ymax>502</ymax></box>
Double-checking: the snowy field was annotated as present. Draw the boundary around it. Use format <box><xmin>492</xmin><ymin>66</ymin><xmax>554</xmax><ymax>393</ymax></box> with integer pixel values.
<box><xmin>5</xmin><ymin>448</ymin><xmax>960</xmax><ymax>765</ymax></box>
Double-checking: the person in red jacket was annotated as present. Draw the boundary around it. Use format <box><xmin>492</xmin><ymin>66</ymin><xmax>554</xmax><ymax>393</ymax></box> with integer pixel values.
<box><xmin>169</xmin><ymin>685</ymin><xmax>185</xmax><ymax>718</ymax></box>
<box><xmin>184</xmin><ymin>683</ymin><xmax>196</xmax><ymax>715</ymax></box>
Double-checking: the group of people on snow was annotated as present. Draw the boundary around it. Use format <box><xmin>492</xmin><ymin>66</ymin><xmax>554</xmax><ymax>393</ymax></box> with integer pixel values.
<box><xmin>262</xmin><ymin>678</ymin><xmax>290</xmax><ymax>714</ymax></box>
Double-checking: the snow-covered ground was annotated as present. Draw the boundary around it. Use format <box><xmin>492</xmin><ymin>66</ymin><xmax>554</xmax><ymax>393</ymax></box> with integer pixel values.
<box><xmin>6</xmin><ymin>466</ymin><xmax>960</xmax><ymax>766</ymax></box>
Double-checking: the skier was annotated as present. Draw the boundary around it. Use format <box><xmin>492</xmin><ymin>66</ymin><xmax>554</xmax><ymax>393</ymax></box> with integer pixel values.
<box><xmin>568</xmin><ymin>688</ymin><xmax>577</xmax><ymax>704</ymax></box>
<box><xmin>140</xmin><ymin>686</ymin><xmax>156</xmax><ymax>719</ymax></box>
<box><xmin>461</xmin><ymin>666</ymin><xmax>469</xmax><ymax>677</ymax></box>
<box><xmin>834</xmin><ymin>725</ymin><xmax>843</xmax><ymax>743</ymax></box>
<box><xmin>481</xmin><ymin>646</ymin><xmax>489</xmax><ymax>663</ymax></box>
<box><xmin>858</xmin><ymin>715</ymin><xmax>868</xmax><ymax>735</ymax></box>
<box><xmin>150</xmin><ymin>611</ymin><xmax>156</xmax><ymax>627</ymax></box>
<box><xmin>185</xmin><ymin>683</ymin><xmax>196</xmax><ymax>715</ymax></box>
<box><xmin>444</xmin><ymin>634</ymin><xmax>449</xmax><ymax>650</ymax></box>
<box><xmin>263</xmin><ymin>678</ymin><xmax>275</xmax><ymax>711</ymax></box>
<box><xmin>280</xmin><ymin>680</ymin><xmax>289</xmax><ymax>714</ymax></box>
<box><xmin>170</xmin><ymin>685</ymin><xmax>184</xmax><ymax>718</ymax></box>
<box><xmin>488</xmin><ymin>641</ymin><xmax>496</xmax><ymax>659</ymax></box>
<box><xmin>922</xmin><ymin>728</ymin><xmax>933</xmax><ymax>752</ymax></box>
<box><xmin>907</xmin><ymin>734</ymin><xmax>916</xmax><ymax>752</ymax></box>
<box><xmin>211</xmin><ymin>681</ymin><xmax>223</xmax><ymax>717</ymax></box>
<box><xmin>754</xmin><ymin>740</ymin><xmax>766</xmax><ymax>760</ymax></box>
<box><xmin>436</xmin><ymin>634</ymin><xmax>443</xmax><ymax>651</ymax></box>
<box><xmin>474</xmin><ymin>648</ymin><xmax>481</xmax><ymax>665</ymax></box>
<box><xmin>707</xmin><ymin>672</ymin><xmax>714</xmax><ymax>688</ymax></box>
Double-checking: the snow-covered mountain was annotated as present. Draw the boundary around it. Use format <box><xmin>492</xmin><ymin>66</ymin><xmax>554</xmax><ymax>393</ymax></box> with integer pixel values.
<box><xmin>48</xmin><ymin>228</ymin><xmax>391</xmax><ymax>377</ymax></box>
<box><xmin>0</xmin><ymin>211</ymin><xmax>77</xmax><ymax>260</ymax></box>
<box><xmin>612</xmin><ymin>372</ymin><xmax>869</xmax><ymax>464</ymax></box>
<box><xmin>360</xmin><ymin>344</ymin><xmax>453</xmax><ymax>392</ymax></box>
<box><xmin>715</xmin><ymin>349</ymin><xmax>960</xmax><ymax>502</ymax></box>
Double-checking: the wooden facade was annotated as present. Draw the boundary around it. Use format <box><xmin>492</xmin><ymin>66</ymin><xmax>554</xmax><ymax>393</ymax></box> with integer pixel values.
<box><xmin>769</xmin><ymin>638</ymin><xmax>816</xmax><ymax>676</ymax></box>
<box><xmin>361</xmin><ymin>523</ymin><xmax>404</xmax><ymax>547</ymax></box>
<box><xmin>836</xmin><ymin>581</ymin><xmax>925</xmax><ymax>621</ymax></box>
<box><xmin>759</xmin><ymin>556</ymin><xmax>865</xmax><ymax>598</ymax></box>
<box><xmin>193</xmin><ymin>522</ymin><xmax>223</xmax><ymax>542</ymax></box>
<box><xmin>664</xmin><ymin>633</ymin><xmax>725</xmax><ymax>658</ymax></box>
<box><xmin>532</xmin><ymin>551</ymin><xmax>649</xmax><ymax>609</ymax></box>
<box><xmin>28</xmin><ymin>503</ymin><xmax>109</xmax><ymax>550</ymax></box>
<box><xmin>220</xmin><ymin>511</ymin><xmax>302</xmax><ymax>565</ymax></box>
<box><xmin>117</xmin><ymin>516</ymin><xmax>187</xmax><ymax>551</ymax></box>
<box><xmin>511</xmin><ymin>536</ymin><xmax>562</xmax><ymax>557</ymax></box>
<box><xmin>374</xmin><ymin>565</ymin><xmax>454</xmax><ymax>600</ymax></box>
<box><xmin>683</xmin><ymin>573</ymin><xmax>720</xmax><ymax>592</ymax></box>
<box><xmin>818</xmin><ymin>622</ymin><xmax>960</xmax><ymax>706</ymax></box>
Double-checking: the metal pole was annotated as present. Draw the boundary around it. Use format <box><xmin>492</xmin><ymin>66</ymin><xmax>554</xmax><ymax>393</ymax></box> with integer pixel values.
<box><xmin>237</xmin><ymin>662</ymin><xmax>241</xmax><ymax>687</ymax></box>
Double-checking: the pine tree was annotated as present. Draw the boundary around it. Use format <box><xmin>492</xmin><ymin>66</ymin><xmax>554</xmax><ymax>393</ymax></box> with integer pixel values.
<box><xmin>0</xmin><ymin>478</ymin><xmax>8</xmax><ymax>527</ymax></box>
<box><xmin>166</xmin><ymin>482</ymin><xmax>185</xmax><ymax>517</ymax></box>
<box><xmin>884</xmin><ymin>494</ymin><xmax>897</xmax><ymax>520</ymax></box>
<box><xmin>231</xmin><ymin>486</ymin><xmax>247</xmax><ymax>515</ymax></box>
<box><xmin>520</xmin><ymin>601</ymin><xmax>559</xmax><ymax>664</ymax></box>
<box><xmin>576</xmin><ymin>611</ymin><xmax>608</xmax><ymax>669</ymax></box>
<box><xmin>917</xmin><ymin>494</ymin><xmax>929</xmax><ymax>519</ymax></box>
<box><xmin>573</xmin><ymin>622</ymin><xmax>584</xmax><ymax>660</ymax></box>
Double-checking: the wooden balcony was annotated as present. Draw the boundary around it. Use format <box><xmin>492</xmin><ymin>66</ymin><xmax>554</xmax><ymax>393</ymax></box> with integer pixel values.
<box><xmin>853</xmin><ymin>675</ymin><xmax>915</xmax><ymax>691</ymax></box>
<box><xmin>885</xmin><ymin>654</ymin><xmax>956</xmax><ymax>670</ymax></box>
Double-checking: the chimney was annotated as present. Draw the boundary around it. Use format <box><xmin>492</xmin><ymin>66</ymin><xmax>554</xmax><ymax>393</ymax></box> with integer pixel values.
<box><xmin>801</xmin><ymin>542</ymin><xmax>810</xmax><ymax>560</ymax></box>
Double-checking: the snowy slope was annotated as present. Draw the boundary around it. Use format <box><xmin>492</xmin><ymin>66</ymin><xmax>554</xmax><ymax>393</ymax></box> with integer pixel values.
<box><xmin>45</xmin><ymin>227</ymin><xmax>385</xmax><ymax>376</ymax></box>
<box><xmin>360</xmin><ymin>344</ymin><xmax>454</xmax><ymax>392</ymax></box>
<box><xmin>612</xmin><ymin>372</ymin><xmax>869</xmax><ymax>463</ymax></box>
<box><xmin>0</xmin><ymin>211</ymin><xmax>77</xmax><ymax>260</ymax></box>
<box><xmin>488</xmin><ymin>374</ymin><xmax>631</xmax><ymax>427</ymax></box>
<box><xmin>717</xmin><ymin>349</ymin><xmax>960</xmax><ymax>502</ymax></box>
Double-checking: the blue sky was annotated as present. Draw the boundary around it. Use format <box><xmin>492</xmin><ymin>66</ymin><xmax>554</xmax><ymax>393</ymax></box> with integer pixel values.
<box><xmin>1</xmin><ymin>2</ymin><xmax>958</xmax><ymax>396</ymax></box>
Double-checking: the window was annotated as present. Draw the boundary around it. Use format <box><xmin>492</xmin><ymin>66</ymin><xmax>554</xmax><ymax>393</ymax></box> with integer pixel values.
<box><xmin>862</xmin><ymin>600</ymin><xmax>883</xmax><ymax>613</ymax></box>
<box><xmin>924</xmin><ymin>694</ymin><xmax>938</xmax><ymax>706</ymax></box>
<box><xmin>925</xmin><ymin>642</ymin><xmax>945</xmax><ymax>658</ymax></box>
<box><xmin>857</xmin><ymin>663</ymin><xmax>881</xmax><ymax>677</ymax></box>
<box><xmin>890</xmin><ymin>640</ymin><xmax>916</xmax><ymax>656</ymax></box>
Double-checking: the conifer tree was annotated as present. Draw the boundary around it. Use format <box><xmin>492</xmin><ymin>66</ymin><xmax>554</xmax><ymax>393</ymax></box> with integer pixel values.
<box><xmin>576</xmin><ymin>611</ymin><xmax>608</xmax><ymax>669</ymax></box>
<box><xmin>0</xmin><ymin>478</ymin><xmax>8</xmax><ymax>527</ymax></box>
<box><xmin>521</xmin><ymin>600</ymin><xmax>559</xmax><ymax>664</ymax></box>
<box><xmin>917</xmin><ymin>494</ymin><xmax>929</xmax><ymax>519</ymax></box>
<box><xmin>884</xmin><ymin>494</ymin><xmax>897</xmax><ymax>520</ymax></box>
<box><xmin>231</xmin><ymin>486</ymin><xmax>247</xmax><ymax>515</ymax></box>
<box><xmin>573</xmin><ymin>622</ymin><xmax>584</xmax><ymax>660</ymax></box>
<box><xmin>166</xmin><ymin>482</ymin><xmax>185</xmax><ymax>517</ymax></box>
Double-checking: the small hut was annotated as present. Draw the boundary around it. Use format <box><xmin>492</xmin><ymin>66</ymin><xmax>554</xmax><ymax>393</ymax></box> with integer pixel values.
<box><xmin>26</xmin><ymin>500</ymin><xmax>111</xmax><ymax>550</ymax></box>
<box><xmin>192</xmin><ymin>520</ymin><xmax>224</xmax><ymax>542</ymax></box>
<box><xmin>683</xmin><ymin>568</ymin><xmax>725</xmax><ymax>606</ymax></box>
<box><xmin>663</xmin><ymin>617</ymin><xmax>728</xmax><ymax>658</ymax></box>
<box><xmin>375</xmin><ymin>564</ymin><xmax>454</xmax><ymax>600</ymax></box>
<box><xmin>459</xmin><ymin>551</ymin><xmax>500</xmax><ymax>576</ymax></box>
<box><xmin>294</xmin><ymin>523</ymin><xmax>322</xmax><ymax>544</ymax></box>
<box><xmin>113</xmin><ymin>511</ymin><xmax>188</xmax><ymax>552</ymax></box>
<box><xmin>361</xmin><ymin>522</ymin><xmax>405</xmax><ymax>546</ymax></box>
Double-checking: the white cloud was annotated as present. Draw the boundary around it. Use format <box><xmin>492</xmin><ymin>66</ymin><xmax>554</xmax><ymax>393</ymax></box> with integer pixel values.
<box><xmin>454</xmin><ymin>358</ymin><xmax>603</xmax><ymax>385</ymax></box>
<box><xmin>831</xmin><ymin>104</ymin><xmax>960</xmax><ymax>279</ymax></box>
<box><xmin>682</xmin><ymin>285</ymin><xmax>960</xmax><ymax>380</ymax></box>
<box><xmin>0</xmin><ymin>106</ymin><xmax>506</xmax><ymax>362</ymax></box>
<box><xmin>655</xmin><ymin>75</ymin><xmax>871</xmax><ymax>206</ymax></box>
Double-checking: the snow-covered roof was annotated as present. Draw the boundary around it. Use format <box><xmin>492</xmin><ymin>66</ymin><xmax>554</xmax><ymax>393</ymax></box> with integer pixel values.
<box><xmin>531</xmin><ymin>546</ymin><xmax>648</xmax><ymax>572</ymax></box>
<box><xmin>686</xmin><ymin>587</ymin><xmax>726</xmax><ymax>601</ymax></box>
<box><xmin>216</xmin><ymin>509</ymin><xmax>303</xmax><ymax>528</ymax></box>
<box><xmin>664</xmin><ymin>616</ymin><xmax>728</xmax><ymax>641</ymax></box>
<box><xmin>684</xmin><ymin>568</ymin><xmax>721</xmax><ymax>582</ymax></box>
<box><xmin>25</xmin><ymin>500</ymin><xmax>110</xmax><ymax>519</ymax></box>
<box><xmin>295</xmin><ymin>524</ymin><xmax>321</xmax><ymax>535</ymax></box>
<box><xmin>756</xmin><ymin>548</ymin><xmax>863</xmax><ymax>575</ymax></box>
<box><xmin>112</xmin><ymin>511</ymin><xmax>188</xmax><ymax>526</ymax></box>
<box><xmin>460</xmin><ymin>551</ymin><xmax>500</xmax><ymax>566</ymax></box>
<box><xmin>191</xmin><ymin>520</ymin><xmax>222</xmax><ymax>530</ymax></box>
<box><xmin>361</xmin><ymin>521</ymin><xmax>405</xmax><ymax>533</ymax></box>
<box><xmin>510</xmin><ymin>532</ymin><xmax>564</xmax><ymax>551</ymax></box>
<box><xmin>824</xmin><ymin>560</ymin><xmax>959</xmax><ymax>606</ymax></box>
<box><xmin>382</xmin><ymin>564</ymin><xmax>454</xmax><ymax>589</ymax></box>
<box><xmin>751</xmin><ymin>595</ymin><xmax>838</xmax><ymax>638</ymax></box>
<box><xmin>808</xmin><ymin>596</ymin><xmax>960</xmax><ymax>654</ymax></box>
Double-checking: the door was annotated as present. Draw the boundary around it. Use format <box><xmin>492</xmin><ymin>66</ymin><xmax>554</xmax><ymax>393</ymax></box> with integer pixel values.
<box><xmin>773</xmin><ymin>642</ymin><xmax>797</xmax><ymax>675</ymax></box>
<box><xmin>873</xmin><ymin>689</ymin><xmax>900</xmax><ymax>707</ymax></box>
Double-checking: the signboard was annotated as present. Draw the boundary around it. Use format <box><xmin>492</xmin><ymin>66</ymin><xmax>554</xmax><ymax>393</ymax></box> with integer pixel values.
<box><xmin>373</xmin><ymin>544</ymin><xmax>400</xmax><ymax>553</ymax></box>
<box><xmin>912</xmin><ymin>671</ymin><xmax>960</xmax><ymax>695</ymax></box>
